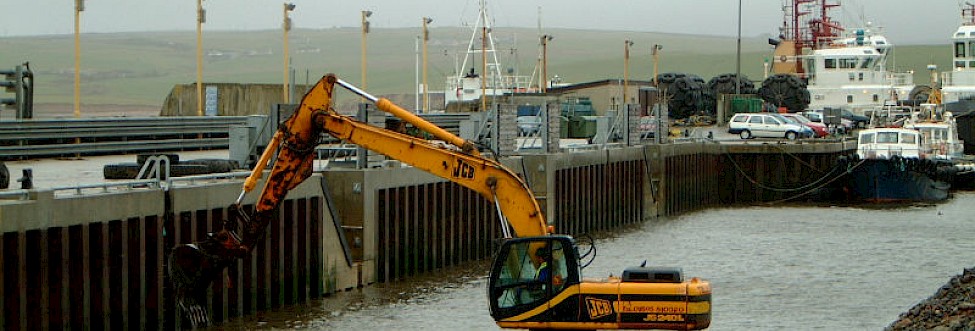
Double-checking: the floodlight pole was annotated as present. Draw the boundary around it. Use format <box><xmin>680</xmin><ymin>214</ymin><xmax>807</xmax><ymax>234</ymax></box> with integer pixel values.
<box><xmin>624</xmin><ymin>40</ymin><xmax>634</xmax><ymax>105</ymax></box>
<box><xmin>361</xmin><ymin>10</ymin><xmax>372</xmax><ymax>90</ymax></box>
<box><xmin>422</xmin><ymin>17</ymin><xmax>432</xmax><ymax>113</ymax></box>
<box><xmin>196</xmin><ymin>0</ymin><xmax>204</xmax><ymax>116</ymax></box>
<box><xmin>75</xmin><ymin>0</ymin><xmax>84</xmax><ymax>118</ymax></box>
<box><xmin>283</xmin><ymin>3</ymin><xmax>295</xmax><ymax>103</ymax></box>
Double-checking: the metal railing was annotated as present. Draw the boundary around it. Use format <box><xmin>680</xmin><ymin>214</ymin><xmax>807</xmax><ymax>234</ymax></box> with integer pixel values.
<box><xmin>0</xmin><ymin>116</ymin><xmax>250</xmax><ymax>159</ymax></box>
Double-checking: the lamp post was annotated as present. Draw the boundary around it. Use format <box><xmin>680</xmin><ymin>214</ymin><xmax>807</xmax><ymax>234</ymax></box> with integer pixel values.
<box><xmin>422</xmin><ymin>17</ymin><xmax>432</xmax><ymax>113</ymax></box>
<box><xmin>735</xmin><ymin>0</ymin><xmax>742</xmax><ymax>95</ymax></box>
<box><xmin>196</xmin><ymin>0</ymin><xmax>205</xmax><ymax>116</ymax></box>
<box><xmin>283</xmin><ymin>3</ymin><xmax>296</xmax><ymax>103</ymax></box>
<box><xmin>361</xmin><ymin>10</ymin><xmax>372</xmax><ymax>90</ymax></box>
<box><xmin>652</xmin><ymin>44</ymin><xmax>662</xmax><ymax>87</ymax></box>
<box><xmin>540</xmin><ymin>34</ymin><xmax>553</xmax><ymax>93</ymax></box>
<box><xmin>624</xmin><ymin>40</ymin><xmax>634</xmax><ymax>105</ymax></box>
<box><xmin>74</xmin><ymin>0</ymin><xmax>84</xmax><ymax>118</ymax></box>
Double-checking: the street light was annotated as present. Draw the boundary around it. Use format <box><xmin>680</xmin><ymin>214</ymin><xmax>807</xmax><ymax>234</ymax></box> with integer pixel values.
<box><xmin>422</xmin><ymin>17</ymin><xmax>432</xmax><ymax>113</ymax></box>
<box><xmin>196</xmin><ymin>0</ymin><xmax>205</xmax><ymax>116</ymax></box>
<box><xmin>624</xmin><ymin>40</ymin><xmax>634</xmax><ymax>105</ymax></box>
<box><xmin>74</xmin><ymin>0</ymin><xmax>84</xmax><ymax>118</ymax></box>
<box><xmin>283</xmin><ymin>2</ymin><xmax>296</xmax><ymax>103</ymax></box>
<box><xmin>735</xmin><ymin>0</ymin><xmax>742</xmax><ymax>95</ymax></box>
<box><xmin>540</xmin><ymin>34</ymin><xmax>553</xmax><ymax>93</ymax></box>
<box><xmin>361</xmin><ymin>10</ymin><xmax>373</xmax><ymax>89</ymax></box>
<box><xmin>652</xmin><ymin>44</ymin><xmax>662</xmax><ymax>87</ymax></box>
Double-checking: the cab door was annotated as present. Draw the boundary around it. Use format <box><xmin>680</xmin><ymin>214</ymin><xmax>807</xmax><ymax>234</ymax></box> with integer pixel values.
<box><xmin>488</xmin><ymin>236</ymin><xmax>580</xmax><ymax>325</ymax></box>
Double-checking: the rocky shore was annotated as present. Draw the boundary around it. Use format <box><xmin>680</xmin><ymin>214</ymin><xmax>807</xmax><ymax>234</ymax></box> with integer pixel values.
<box><xmin>887</xmin><ymin>268</ymin><xmax>975</xmax><ymax>330</ymax></box>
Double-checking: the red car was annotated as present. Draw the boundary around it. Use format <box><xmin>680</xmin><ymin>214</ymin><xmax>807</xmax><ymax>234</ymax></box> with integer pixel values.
<box><xmin>780</xmin><ymin>113</ymin><xmax>828</xmax><ymax>138</ymax></box>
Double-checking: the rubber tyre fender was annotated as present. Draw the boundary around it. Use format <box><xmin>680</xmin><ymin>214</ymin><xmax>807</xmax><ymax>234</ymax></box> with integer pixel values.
<box><xmin>104</xmin><ymin>162</ymin><xmax>141</xmax><ymax>180</ymax></box>
<box><xmin>0</xmin><ymin>161</ymin><xmax>8</xmax><ymax>189</ymax></box>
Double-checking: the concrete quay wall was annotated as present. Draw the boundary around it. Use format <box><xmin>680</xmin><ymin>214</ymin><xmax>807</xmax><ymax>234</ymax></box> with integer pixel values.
<box><xmin>0</xmin><ymin>140</ymin><xmax>853</xmax><ymax>329</ymax></box>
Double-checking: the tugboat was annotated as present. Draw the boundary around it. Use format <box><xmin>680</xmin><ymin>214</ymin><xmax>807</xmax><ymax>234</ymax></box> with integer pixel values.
<box><xmin>836</xmin><ymin>127</ymin><xmax>954</xmax><ymax>202</ymax></box>
<box><xmin>763</xmin><ymin>1</ymin><xmax>927</xmax><ymax>113</ymax></box>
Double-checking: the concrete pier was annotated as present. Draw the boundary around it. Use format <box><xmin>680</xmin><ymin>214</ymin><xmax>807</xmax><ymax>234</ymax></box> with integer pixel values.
<box><xmin>0</xmin><ymin>140</ymin><xmax>853</xmax><ymax>329</ymax></box>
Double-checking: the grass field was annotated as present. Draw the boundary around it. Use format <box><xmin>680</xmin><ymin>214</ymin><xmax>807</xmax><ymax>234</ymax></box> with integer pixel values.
<box><xmin>0</xmin><ymin>27</ymin><xmax>951</xmax><ymax>115</ymax></box>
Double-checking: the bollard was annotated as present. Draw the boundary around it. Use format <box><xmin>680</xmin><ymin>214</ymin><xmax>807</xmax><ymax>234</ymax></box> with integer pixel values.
<box><xmin>18</xmin><ymin>168</ymin><xmax>32</xmax><ymax>189</ymax></box>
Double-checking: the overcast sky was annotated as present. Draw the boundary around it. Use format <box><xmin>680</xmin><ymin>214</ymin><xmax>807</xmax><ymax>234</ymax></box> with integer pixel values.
<box><xmin>0</xmin><ymin>0</ymin><xmax>966</xmax><ymax>44</ymax></box>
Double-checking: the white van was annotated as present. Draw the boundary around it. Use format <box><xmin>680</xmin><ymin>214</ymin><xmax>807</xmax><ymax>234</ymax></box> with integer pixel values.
<box><xmin>727</xmin><ymin>113</ymin><xmax>810</xmax><ymax>140</ymax></box>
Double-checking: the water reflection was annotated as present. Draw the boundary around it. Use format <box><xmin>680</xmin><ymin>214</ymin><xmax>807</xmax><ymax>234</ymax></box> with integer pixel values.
<box><xmin>217</xmin><ymin>193</ymin><xmax>975</xmax><ymax>330</ymax></box>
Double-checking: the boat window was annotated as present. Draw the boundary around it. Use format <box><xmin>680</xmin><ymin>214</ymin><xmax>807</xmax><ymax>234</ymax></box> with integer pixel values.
<box><xmin>970</xmin><ymin>41</ymin><xmax>975</xmax><ymax>57</ymax></box>
<box><xmin>839</xmin><ymin>58</ymin><xmax>858</xmax><ymax>69</ymax></box>
<box><xmin>957</xmin><ymin>42</ymin><xmax>967</xmax><ymax>58</ymax></box>
<box><xmin>873</xmin><ymin>94</ymin><xmax>879</xmax><ymax>102</ymax></box>
<box><xmin>847</xmin><ymin>95</ymin><xmax>854</xmax><ymax>103</ymax></box>
<box><xmin>861</xmin><ymin>58</ymin><xmax>874</xmax><ymax>68</ymax></box>
<box><xmin>877</xmin><ymin>132</ymin><xmax>899</xmax><ymax>144</ymax></box>
<box><xmin>957</xmin><ymin>61</ymin><xmax>967</xmax><ymax>69</ymax></box>
<box><xmin>900</xmin><ymin>133</ymin><xmax>917</xmax><ymax>144</ymax></box>
<box><xmin>825</xmin><ymin>58</ymin><xmax>837</xmax><ymax>69</ymax></box>
<box><xmin>957</xmin><ymin>32</ymin><xmax>966</xmax><ymax>38</ymax></box>
<box><xmin>970</xmin><ymin>61</ymin><xmax>975</xmax><ymax>68</ymax></box>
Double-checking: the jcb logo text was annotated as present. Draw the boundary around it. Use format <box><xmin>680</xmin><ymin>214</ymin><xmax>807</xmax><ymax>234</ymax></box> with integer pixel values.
<box><xmin>585</xmin><ymin>297</ymin><xmax>614</xmax><ymax>320</ymax></box>
<box><xmin>452</xmin><ymin>159</ymin><xmax>475</xmax><ymax>179</ymax></box>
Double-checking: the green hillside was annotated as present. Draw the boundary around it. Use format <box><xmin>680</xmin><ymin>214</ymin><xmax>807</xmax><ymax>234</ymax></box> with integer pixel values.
<box><xmin>0</xmin><ymin>27</ymin><xmax>952</xmax><ymax>112</ymax></box>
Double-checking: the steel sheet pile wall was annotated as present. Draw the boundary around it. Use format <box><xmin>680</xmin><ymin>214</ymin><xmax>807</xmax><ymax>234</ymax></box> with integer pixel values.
<box><xmin>0</xmin><ymin>189</ymin><xmax>166</xmax><ymax>330</ymax></box>
<box><xmin>553</xmin><ymin>160</ymin><xmax>645</xmax><ymax>236</ymax></box>
<box><xmin>376</xmin><ymin>182</ymin><xmax>499</xmax><ymax>282</ymax></box>
<box><xmin>0</xmin><ymin>175</ymin><xmax>340</xmax><ymax>330</ymax></box>
<box><xmin>657</xmin><ymin>142</ymin><xmax>853</xmax><ymax>215</ymax></box>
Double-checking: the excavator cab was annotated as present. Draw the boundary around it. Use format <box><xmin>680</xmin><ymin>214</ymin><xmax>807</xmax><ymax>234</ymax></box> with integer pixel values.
<box><xmin>489</xmin><ymin>235</ymin><xmax>712</xmax><ymax>330</ymax></box>
<box><xmin>488</xmin><ymin>235</ymin><xmax>582</xmax><ymax>326</ymax></box>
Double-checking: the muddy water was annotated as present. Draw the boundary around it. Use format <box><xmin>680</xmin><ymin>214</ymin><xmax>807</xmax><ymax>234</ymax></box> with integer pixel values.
<box><xmin>219</xmin><ymin>193</ymin><xmax>975</xmax><ymax>330</ymax></box>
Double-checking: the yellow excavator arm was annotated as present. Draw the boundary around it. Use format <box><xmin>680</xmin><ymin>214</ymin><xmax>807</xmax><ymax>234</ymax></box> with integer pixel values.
<box><xmin>241</xmin><ymin>73</ymin><xmax>548</xmax><ymax>238</ymax></box>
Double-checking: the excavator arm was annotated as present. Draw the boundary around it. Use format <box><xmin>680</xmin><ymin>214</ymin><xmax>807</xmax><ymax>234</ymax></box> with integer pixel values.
<box><xmin>243</xmin><ymin>74</ymin><xmax>548</xmax><ymax>238</ymax></box>
<box><xmin>170</xmin><ymin>74</ymin><xmax>547</xmax><ymax>327</ymax></box>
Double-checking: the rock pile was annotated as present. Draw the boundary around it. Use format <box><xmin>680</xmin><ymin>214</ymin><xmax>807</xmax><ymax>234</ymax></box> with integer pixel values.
<box><xmin>887</xmin><ymin>268</ymin><xmax>975</xmax><ymax>330</ymax></box>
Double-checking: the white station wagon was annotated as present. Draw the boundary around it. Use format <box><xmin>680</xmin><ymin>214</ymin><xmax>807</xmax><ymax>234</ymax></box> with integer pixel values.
<box><xmin>728</xmin><ymin>113</ymin><xmax>811</xmax><ymax>140</ymax></box>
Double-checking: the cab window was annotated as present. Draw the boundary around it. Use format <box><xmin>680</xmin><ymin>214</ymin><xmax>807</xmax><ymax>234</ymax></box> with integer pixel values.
<box><xmin>493</xmin><ymin>240</ymin><xmax>567</xmax><ymax>309</ymax></box>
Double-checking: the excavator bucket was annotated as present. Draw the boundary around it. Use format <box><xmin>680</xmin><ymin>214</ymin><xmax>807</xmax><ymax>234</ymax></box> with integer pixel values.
<box><xmin>168</xmin><ymin>205</ymin><xmax>250</xmax><ymax>328</ymax></box>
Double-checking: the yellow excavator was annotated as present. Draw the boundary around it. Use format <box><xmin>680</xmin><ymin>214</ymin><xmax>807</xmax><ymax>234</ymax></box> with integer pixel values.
<box><xmin>169</xmin><ymin>74</ymin><xmax>711</xmax><ymax>330</ymax></box>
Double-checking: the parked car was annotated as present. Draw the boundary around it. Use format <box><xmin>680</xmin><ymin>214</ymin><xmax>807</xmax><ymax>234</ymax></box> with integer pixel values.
<box><xmin>780</xmin><ymin>113</ymin><xmax>828</xmax><ymax>138</ymax></box>
<box><xmin>728</xmin><ymin>113</ymin><xmax>810</xmax><ymax>140</ymax></box>
<box><xmin>802</xmin><ymin>111</ymin><xmax>853</xmax><ymax>134</ymax></box>
<box><xmin>840</xmin><ymin>109</ymin><xmax>870</xmax><ymax>128</ymax></box>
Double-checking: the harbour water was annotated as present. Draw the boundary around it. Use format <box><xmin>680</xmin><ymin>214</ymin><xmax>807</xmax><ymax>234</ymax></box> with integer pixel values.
<box><xmin>218</xmin><ymin>192</ymin><xmax>975</xmax><ymax>330</ymax></box>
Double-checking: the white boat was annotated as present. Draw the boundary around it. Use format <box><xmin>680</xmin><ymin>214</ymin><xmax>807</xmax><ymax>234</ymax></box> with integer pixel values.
<box><xmin>902</xmin><ymin>104</ymin><xmax>965</xmax><ymax>160</ymax></box>
<box><xmin>801</xmin><ymin>28</ymin><xmax>917</xmax><ymax>113</ymax></box>
<box><xmin>443</xmin><ymin>0</ymin><xmax>533</xmax><ymax>110</ymax></box>
<box><xmin>940</xmin><ymin>3</ymin><xmax>975</xmax><ymax>104</ymax></box>
<box><xmin>767</xmin><ymin>1</ymin><xmax>921</xmax><ymax>114</ymax></box>
<box><xmin>843</xmin><ymin>127</ymin><xmax>952</xmax><ymax>202</ymax></box>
